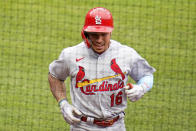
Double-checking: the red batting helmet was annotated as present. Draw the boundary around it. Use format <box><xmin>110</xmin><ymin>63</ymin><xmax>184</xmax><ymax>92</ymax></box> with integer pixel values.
<box><xmin>81</xmin><ymin>7</ymin><xmax>114</xmax><ymax>48</ymax></box>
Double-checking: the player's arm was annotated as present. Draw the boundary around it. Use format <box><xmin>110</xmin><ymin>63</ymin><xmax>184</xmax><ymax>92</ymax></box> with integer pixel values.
<box><xmin>48</xmin><ymin>73</ymin><xmax>67</xmax><ymax>102</ymax></box>
<box><xmin>125</xmin><ymin>48</ymin><xmax>156</xmax><ymax>102</ymax></box>
<box><xmin>137</xmin><ymin>75</ymin><xmax>154</xmax><ymax>92</ymax></box>
<box><xmin>48</xmin><ymin>73</ymin><xmax>82</xmax><ymax>125</ymax></box>
<box><xmin>124</xmin><ymin>75</ymin><xmax>154</xmax><ymax>102</ymax></box>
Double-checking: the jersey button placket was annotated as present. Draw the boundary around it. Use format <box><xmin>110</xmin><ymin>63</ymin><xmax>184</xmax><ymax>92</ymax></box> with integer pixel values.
<box><xmin>97</xmin><ymin>56</ymin><xmax>106</xmax><ymax>117</ymax></box>
<box><xmin>96</xmin><ymin>56</ymin><xmax>101</xmax><ymax>88</ymax></box>
<box><xmin>97</xmin><ymin>56</ymin><xmax>102</xmax><ymax>107</ymax></box>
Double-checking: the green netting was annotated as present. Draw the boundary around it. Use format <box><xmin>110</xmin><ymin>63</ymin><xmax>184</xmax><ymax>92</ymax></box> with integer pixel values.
<box><xmin>0</xmin><ymin>0</ymin><xmax>195</xmax><ymax>130</ymax></box>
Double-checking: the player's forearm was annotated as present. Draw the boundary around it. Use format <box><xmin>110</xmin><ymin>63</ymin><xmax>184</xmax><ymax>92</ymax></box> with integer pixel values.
<box><xmin>48</xmin><ymin>73</ymin><xmax>67</xmax><ymax>102</ymax></box>
<box><xmin>137</xmin><ymin>75</ymin><xmax>154</xmax><ymax>92</ymax></box>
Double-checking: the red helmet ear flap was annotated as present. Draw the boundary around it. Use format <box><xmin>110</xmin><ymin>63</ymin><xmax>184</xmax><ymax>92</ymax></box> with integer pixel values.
<box><xmin>81</xmin><ymin>30</ymin><xmax>90</xmax><ymax>48</ymax></box>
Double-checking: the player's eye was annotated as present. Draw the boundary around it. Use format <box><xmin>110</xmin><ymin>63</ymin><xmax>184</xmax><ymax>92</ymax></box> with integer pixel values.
<box><xmin>101</xmin><ymin>33</ymin><xmax>110</xmax><ymax>38</ymax></box>
<box><xmin>92</xmin><ymin>34</ymin><xmax>98</xmax><ymax>37</ymax></box>
<box><xmin>89</xmin><ymin>33</ymin><xmax>98</xmax><ymax>38</ymax></box>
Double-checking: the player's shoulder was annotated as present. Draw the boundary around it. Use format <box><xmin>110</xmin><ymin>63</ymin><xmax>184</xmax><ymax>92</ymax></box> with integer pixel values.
<box><xmin>61</xmin><ymin>42</ymin><xmax>86</xmax><ymax>54</ymax></box>
<box><xmin>110</xmin><ymin>40</ymin><xmax>138</xmax><ymax>54</ymax></box>
<box><xmin>58</xmin><ymin>42</ymin><xmax>86</xmax><ymax>60</ymax></box>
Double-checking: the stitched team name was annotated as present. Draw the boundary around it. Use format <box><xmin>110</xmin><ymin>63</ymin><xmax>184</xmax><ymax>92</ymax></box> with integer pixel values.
<box><xmin>79</xmin><ymin>80</ymin><xmax>124</xmax><ymax>95</ymax></box>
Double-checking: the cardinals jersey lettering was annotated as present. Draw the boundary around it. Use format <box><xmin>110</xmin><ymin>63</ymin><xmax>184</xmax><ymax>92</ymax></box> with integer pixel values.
<box><xmin>49</xmin><ymin>40</ymin><xmax>155</xmax><ymax>118</ymax></box>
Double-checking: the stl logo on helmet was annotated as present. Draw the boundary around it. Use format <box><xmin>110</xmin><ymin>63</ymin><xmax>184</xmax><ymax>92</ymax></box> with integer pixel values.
<box><xmin>95</xmin><ymin>16</ymin><xmax>101</xmax><ymax>24</ymax></box>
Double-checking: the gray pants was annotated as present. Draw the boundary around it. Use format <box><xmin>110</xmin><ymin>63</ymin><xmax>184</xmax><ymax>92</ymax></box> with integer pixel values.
<box><xmin>70</xmin><ymin>117</ymin><xmax>126</xmax><ymax>131</ymax></box>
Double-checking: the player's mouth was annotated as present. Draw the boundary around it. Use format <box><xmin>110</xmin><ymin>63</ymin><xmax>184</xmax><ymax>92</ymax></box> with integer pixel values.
<box><xmin>91</xmin><ymin>41</ymin><xmax>110</xmax><ymax>54</ymax></box>
<box><xmin>94</xmin><ymin>43</ymin><xmax>105</xmax><ymax>50</ymax></box>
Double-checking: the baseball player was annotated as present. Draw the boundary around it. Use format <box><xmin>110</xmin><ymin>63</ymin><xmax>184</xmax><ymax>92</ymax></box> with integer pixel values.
<box><xmin>48</xmin><ymin>7</ymin><xmax>156</xmax><ymax>131</ymax></box>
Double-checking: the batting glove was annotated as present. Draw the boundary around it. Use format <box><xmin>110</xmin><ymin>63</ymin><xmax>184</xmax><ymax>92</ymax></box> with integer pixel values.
<box><xmin>124</xmin><ymin>83</ymin><xmax>147</xmax><ymax>102</ymax></box>
<box><xmin>59</xmin><ymin>99</ymin><xmax>82</xmax><ymax>125</ymax></box>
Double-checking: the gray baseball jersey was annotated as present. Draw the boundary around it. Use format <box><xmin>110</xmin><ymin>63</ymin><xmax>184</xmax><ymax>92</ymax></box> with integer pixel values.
<box><xmin>49</xmin><ymin>40</ymin><xmax>155</xmax><ymax>119</ymax></box>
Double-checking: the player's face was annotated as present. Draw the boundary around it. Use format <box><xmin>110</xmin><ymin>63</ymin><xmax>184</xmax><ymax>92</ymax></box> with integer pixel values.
<box><xmin>88</xmin><ymin>32</ymin><xmax>111</xmax><ymax>54</ymax></box>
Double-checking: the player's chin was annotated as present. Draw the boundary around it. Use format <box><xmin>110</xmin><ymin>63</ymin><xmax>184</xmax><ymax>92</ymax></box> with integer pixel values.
<box><xmin>92</xmin><ymin>45</ymin><xmax>105</xmax><ymax>54</ymax></box>
<box><xmin>94</xmin><ymin>49</ymin><xmax>105</xmax><ymax>54</ymax></box>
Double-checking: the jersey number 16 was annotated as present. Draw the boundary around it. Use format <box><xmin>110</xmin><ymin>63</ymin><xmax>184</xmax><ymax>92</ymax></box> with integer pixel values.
<box><xmin>110</xmin><ymin>91</ymin><xmax>123</xmax><ymax>107</ymax></box>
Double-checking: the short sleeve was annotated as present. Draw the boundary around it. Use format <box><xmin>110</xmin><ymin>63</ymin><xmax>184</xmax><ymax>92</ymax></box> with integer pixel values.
<box><xmin>128</xmin><ymin>49</ymin><xmax>156</xmax><ymax>82</ymax></box>
<box><xmin>130</xmin><ymin>59</ymin><xmax>155</xmax><ymax>81</ymax></box>
<box><xmin>49</xmin><ymin>49</ymin><xmax>70</xmax><ymax>81</ymax></box>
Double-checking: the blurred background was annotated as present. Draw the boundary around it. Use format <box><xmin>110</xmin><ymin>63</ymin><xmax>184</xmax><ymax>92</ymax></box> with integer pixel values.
<box><xmin>0</xmin><ymin>0</ymin><xmax>195</xmax><ymax>131</ymax></box>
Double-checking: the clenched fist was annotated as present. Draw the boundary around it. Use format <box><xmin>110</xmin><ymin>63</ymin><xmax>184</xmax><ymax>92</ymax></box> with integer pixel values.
<box><xmin>124</xmin><ymin>83</ymin><xmax>147</xmax><ymax>102</ymax></box>
<box><xmin>59</xmin><ymin>99</ymin><xmax>82</xmax><ymax>125</ymax></box>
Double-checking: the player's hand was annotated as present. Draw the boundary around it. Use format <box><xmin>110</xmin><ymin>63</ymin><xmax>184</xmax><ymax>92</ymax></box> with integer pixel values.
<box><xmin>59</xmin><ymin>99</ymin><xmax>82</xmax><ymax>125</ymax></box>
<box><xmin>124</xmin><ymin>83</ymin><xmax>145</xmax><ymax>102</ymax></box>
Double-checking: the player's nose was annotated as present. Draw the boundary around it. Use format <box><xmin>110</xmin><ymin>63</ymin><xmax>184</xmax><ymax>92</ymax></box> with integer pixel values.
<box><xmin>95</xmin><ymin>35</ymin><xmax>103</xmax><ymax>43</ymax></box>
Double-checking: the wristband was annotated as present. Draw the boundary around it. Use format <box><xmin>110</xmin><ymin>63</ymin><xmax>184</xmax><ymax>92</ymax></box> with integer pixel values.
<box><xmin>58</xmin><ymin>97</ymin><xmax>67</xmax><ymax>106</ymax></box>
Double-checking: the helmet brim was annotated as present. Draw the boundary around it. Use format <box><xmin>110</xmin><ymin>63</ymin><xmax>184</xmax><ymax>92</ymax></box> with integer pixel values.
<box><xmin>84</xmin><ymin>26</ymin><xmax>113</xmax><ymax>33</ymax></box>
